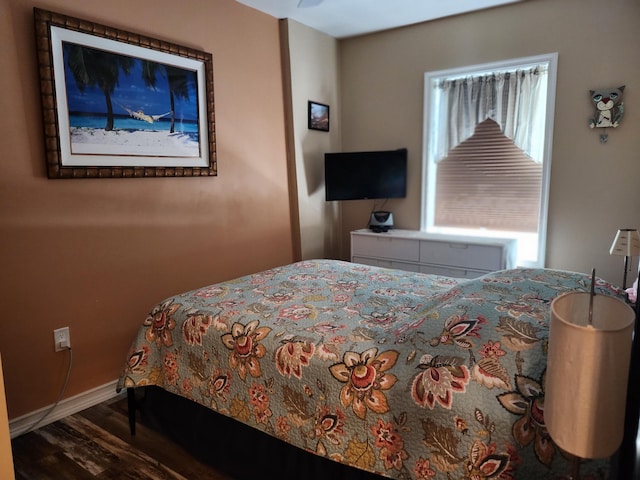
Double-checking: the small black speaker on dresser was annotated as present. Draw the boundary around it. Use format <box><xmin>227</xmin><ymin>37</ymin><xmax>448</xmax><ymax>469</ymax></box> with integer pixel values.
<box><xmin>369</xmin><ymin>211</ymin><xmax>394</xmax><ymax>233</ymax></box>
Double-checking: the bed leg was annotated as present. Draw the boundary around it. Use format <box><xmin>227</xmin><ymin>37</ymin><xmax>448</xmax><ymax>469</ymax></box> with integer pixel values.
<box><xmin>127</xmin><ymin>387</ymin><xmax>136</xmax><ymax>436</ymax></box>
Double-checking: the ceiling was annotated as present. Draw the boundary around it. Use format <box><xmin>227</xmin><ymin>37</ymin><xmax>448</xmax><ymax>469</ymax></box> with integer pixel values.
<box><xmin>235</xmin><ymin>0</ymin><xmax>523</xmax><ymax>39</ymax></box>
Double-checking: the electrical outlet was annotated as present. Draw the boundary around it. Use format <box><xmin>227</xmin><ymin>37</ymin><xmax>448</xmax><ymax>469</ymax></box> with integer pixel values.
<box><xmin>53</xmin><ymin>327</ymin><xmax>71</xmax><ymax>352</ymax></box>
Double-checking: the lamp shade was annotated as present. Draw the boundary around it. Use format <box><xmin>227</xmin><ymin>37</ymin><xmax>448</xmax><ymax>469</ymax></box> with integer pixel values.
<box><xmin>545</xmin><ymin>291</ymin><xmax>635</xmax><ymax>459</ymax></box>
<box><xmin>609</xmin><ymin>228</ymin><xmax>640</xmax><ymax>256</ymax></box>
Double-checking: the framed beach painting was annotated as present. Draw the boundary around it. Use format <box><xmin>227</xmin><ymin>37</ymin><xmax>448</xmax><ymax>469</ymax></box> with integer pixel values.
<box><xmin>34</xmin><ymin>8</ymin><xmax>216</xmax><ymax>178</ymax></box>
<box><xmin>308</xmin><ymin>101</ymin><xmax>329</xmax><ymax>132</ymax></box>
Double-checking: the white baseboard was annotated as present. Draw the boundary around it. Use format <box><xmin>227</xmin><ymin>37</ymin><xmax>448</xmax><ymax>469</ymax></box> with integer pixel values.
<box><xmin>9</xmin><ymin>379</ymin><xmax>124</xmax><ymax>438</ymax></box>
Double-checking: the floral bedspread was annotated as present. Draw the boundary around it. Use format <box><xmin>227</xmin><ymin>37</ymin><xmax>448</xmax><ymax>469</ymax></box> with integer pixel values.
<box><xmin>117</xmin><ymin>259</ymin><xmax>618</xmax><ymax>479</ymax></box>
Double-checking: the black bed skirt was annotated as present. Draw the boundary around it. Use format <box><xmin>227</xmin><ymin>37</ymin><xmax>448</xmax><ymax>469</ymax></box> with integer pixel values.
<box><xmin>135</xmin><ymin>386</ymin><xmax>388</xmax><ymax>480</ymax></box>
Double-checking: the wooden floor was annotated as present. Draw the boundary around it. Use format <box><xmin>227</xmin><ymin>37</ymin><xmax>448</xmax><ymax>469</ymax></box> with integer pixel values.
<box><xmin>11</xmin><ymin>396</ymin><xmax>233</xmax><ymax>480</ymax></box>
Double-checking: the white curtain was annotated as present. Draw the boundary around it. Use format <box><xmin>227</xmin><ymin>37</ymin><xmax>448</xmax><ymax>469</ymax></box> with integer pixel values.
<box><xmin>431</xmin><ymin>66</ymin><xmax>547</xmax><ymax>163</ymax></box>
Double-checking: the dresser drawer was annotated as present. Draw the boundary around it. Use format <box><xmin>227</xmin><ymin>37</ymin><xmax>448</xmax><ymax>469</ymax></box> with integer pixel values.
<box><xmin>350</xmin><ymin>229</ymin><xmax>515</xmax><ymax>277</ymax></box>
<box><xmin>351</xmin><ymin>234</ymin><xmax>419</xmax><ymax>262</ymax></box>
<box><xmin>353</xmin><ymin>256</ymin><xmax>422</xmax><ymax>273</ymax></box>
<box><xmin>419</xmin><ymin>264</ymin><xmax>487</xmax><ymax>279</ymax></box>
<box><xmin>419</xmin><ymin>240</ymin><xmax>504</xmax><ymax>271</ymax></box>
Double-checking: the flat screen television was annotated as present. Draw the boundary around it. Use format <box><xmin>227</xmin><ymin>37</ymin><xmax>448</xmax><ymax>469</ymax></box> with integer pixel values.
<box><xmin>324</xmin><ymin>148</ymin><xmax>407</xmax><ymax>201</ymax></box>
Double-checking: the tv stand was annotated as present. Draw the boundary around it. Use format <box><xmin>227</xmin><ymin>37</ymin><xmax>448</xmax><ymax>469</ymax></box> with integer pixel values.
<box><xmin>350</xmin><ymin>229</ymin><xmax>516</xmax><ymax>279</ymax></box>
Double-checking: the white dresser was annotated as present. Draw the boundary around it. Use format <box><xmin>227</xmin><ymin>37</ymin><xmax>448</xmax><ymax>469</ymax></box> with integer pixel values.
<box><xmin>350</xmin><ymin>229</ymin><xmax>517</xmax><ymax>279</ymax></box>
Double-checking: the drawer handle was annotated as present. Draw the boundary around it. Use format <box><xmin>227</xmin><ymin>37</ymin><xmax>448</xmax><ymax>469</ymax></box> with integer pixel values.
<box><xmin>449</xmin><ymin>243</ymin><xmax>469</xmax><ymax>249</ymax></box>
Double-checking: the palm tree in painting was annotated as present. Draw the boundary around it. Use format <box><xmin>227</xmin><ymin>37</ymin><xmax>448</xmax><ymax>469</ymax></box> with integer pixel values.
<box><xmin>166</xmin><ymin>66</ymin><xmax>193</xmax><ymax>134</ymax></box>
<box><xmin>141</xmin><ymin>61</ymin><xmax>194</xmax><ymax>133</ymax></box>
<box><xmin>64</xmin><ymin>44</ymin><xmax>133</xmax><ymax>131</ymax></box>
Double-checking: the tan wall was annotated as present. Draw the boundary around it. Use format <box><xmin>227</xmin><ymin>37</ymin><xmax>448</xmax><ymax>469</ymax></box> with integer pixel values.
<box><xmin>338</xmin><ymin>0</ymin><xmax>640</xmax><ymax>285</ymax></box>
<box><xmin>284</xmin><ymin>20</ymin><xmax>343</xmax><ymax>260</ymax></box>
<box><xmin>0</xmin><ymin>356</ymin><xmax>14</xmax><ymax>479</ymax></box>
<box><xmin>0</xmin><ymin>0</ymin><xmax>292</xmax><ymax>419</ymax></box>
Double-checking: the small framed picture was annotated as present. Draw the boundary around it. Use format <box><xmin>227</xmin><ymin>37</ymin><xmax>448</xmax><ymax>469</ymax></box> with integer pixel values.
<box><xmin>308</xmin><ymin>101</ymin><xmax>329</xmax><ymax>132</ymax></box>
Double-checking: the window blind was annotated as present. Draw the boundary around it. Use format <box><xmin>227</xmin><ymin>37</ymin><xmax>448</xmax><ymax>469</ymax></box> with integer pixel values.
<box><xmin>434</xmin><ymin>118</ymin><xmax>542</xmax><ymax>233</ymax></box>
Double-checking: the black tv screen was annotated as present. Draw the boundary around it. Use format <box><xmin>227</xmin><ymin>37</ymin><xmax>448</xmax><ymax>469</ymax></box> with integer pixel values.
<box><xmin>324</xmin><ymin>148</ymin><xmax>407</xmax><ymax>201</ymax></box>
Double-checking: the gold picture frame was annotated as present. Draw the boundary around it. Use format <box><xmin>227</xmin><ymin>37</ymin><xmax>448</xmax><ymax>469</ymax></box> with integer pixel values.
<box><xmin>34</xmin><ymin>8</ymin><xmax>217</xmax><ymax>178</ymax></box>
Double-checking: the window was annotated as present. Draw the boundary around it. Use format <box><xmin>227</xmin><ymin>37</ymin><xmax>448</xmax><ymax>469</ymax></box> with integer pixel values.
<box><xmin>421</xmin><ymin>54</ymin><xmax>558</xmax><ymax>268</ymax></box>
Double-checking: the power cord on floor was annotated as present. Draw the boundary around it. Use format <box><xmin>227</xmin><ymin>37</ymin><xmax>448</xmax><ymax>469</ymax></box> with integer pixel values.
<box><xmin>24</xmin><ymin>346</ymin><xmax>73</xmax><ymax>434</ymax></box>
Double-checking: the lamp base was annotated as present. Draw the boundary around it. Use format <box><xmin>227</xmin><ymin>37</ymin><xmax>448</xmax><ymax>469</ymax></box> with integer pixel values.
<box><xmin>558</xmin><ymin>456</ymin><xmax>581</xmax><ymax>480</ymax></box>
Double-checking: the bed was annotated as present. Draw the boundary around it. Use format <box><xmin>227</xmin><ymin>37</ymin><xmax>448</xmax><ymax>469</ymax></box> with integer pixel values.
<box><xmin>117</xmin><ymin>259</ymin><xmax>636</xmax><ymax>479</ymax></box>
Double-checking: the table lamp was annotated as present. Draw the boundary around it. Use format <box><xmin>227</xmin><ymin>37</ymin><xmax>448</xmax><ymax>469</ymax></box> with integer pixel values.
<box><xmin>545</xmin><ymin>272</ymin><xmax>635</xmax><ymax>479</ymax></box>
<box><xmin>609</xmin><ymin>228</ymin><xmax>640</xmax><ymax>290</ymax></box>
